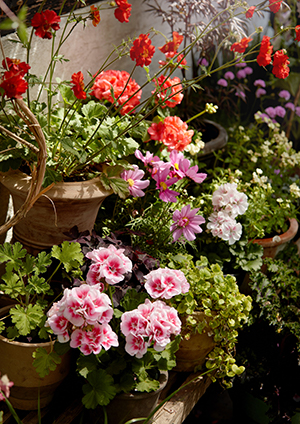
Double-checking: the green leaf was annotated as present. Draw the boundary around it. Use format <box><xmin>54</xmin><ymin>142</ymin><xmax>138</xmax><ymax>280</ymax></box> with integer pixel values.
<box><xmin>0</xmin><ymin>271</ymin><xmax>23</xmax><ymax>298</ymax></box>
<box><xmin>10</xmin><ymin>304</ymin><xmax>44</xmax><ymax>336</ymax></box>
<box><xmin>135</xmin><ymin>377</ymin><xmax>160</xmax><ymax>393</ymax></box>
<box><xmin>0</xmin><ymin>242</ymin><xmax>26</xmax><ymax>270</ymax></box>
<box><xmin>51</xmin><ymin>241</ymin><xmax>84</xmax><ymax>273</ymax></box>
<box><xmin>32</xmin><ymin>347</ymin><xmax>62</xmax><ymax>378</ymax></box>
<box><xmin>35</xmin><ymin>251</ymin><xmax>52</xmax><ymax>274</ymax></box>
<box><xmin>82</xmin><ymin>369</ymin><xmax>117</xmax><ymax>408</ymax></box>
<box><xmin>107</xmin><ymin>177</ymin><xmax>130</xmax><ymax>199</ymax></box>
<box><xmin>27</xmin><ymin>275</ymin><xmax>51</xmax><ymax>296</ymax></box>
<box><xmin>58</xmin><ymin>85</ymin><xmax>77</xmax><ymax>105</ymax></box>
<box><xmin>82</xmin><ymin>101</ymin><xmax>107</xmax><ymax>119</ymax></box>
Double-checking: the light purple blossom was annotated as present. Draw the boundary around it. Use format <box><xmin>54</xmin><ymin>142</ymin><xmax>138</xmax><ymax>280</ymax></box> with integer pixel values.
<box><xmin>236</xmin><ymin>69</ymin><xmax>247</xmax><ymax>79</ymax></box>
<box><xmin>256</xmin><ymin>88</ymin><xmax>266</xmax><ymax>98</ymax></box>
<box><xmin>121</xmin><ymin>165</ymin><xmax>150</xmax><ymax>197</ymax></box>
<box><xmin>274</xmin><ymin>105</ymin><xmax>286</xmax><ymax>118</ymax></box>
<box><xmin>253</xmin><ymin>79</ymin><xmax>266</xmax><ymax>87</ymax></box>
<box><xmin>279</xmin><ymin>90</ymin><xmax>290</xmax><ymax>100</ymax></box>
<box><xmin>235</xmin><ymin>61</ymin><xmax>246</xmax><ymax>67</ymax></box>
<box><xmin>170</xmin><ymin>204</ymin><xmax>205</xmax><ymax>242</ymax></box>
<box><xmin>224</xmin><ymin>71</ymin><xmax>235</xmax><ymax>80</ymax></box>
<box><xmin>199</xmin><ymin>58</ymin><xmax>209</xmax><ymax>66</ymax></box>
<box><xmin>135</xmin><ymin>150</ymin><xmax>163</xmax><ymax>170</ymax></box>
<box><xmin>244</xmin><ymin>66</ymin><xmax>253</xmax><ymax>75</ymax></box>
<box><xmin>265</xmin><ymin>106</ymin><xmax>276</xmax><ymax>118</ymax></box>
<box><xmin>169</xmin><ymin>150</ymin><xmax>207</xmax><ymax>183</ymax></box>
<box><xmin>217</xmin><ymin>78</ymin><xmax>228</xmax><ymax>87</ymax></box>
<box><xmin>285</xmin><ymin>102</ymin><xmax>295</xmax><ymax>111</ymax></box>
<box><xmin>296</xmin><ymin>107</ymin><xmax>300</xmax><ymax>117</ymax></box>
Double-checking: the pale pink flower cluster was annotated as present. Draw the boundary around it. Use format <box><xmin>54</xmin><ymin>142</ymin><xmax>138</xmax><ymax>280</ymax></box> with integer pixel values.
<box><xmin>144</xmin><ymin>268</ymin><xmax>189</xmax><ymax>299</ymax></box>
<box><xmin>46</xmin><ymin>284</ymin><xmax>118</xmax><ymax>356</ymax></box>
<box><xmin>0</xmin><ymin>373</ymin><xmax>14</xmax><ymax>401</ymax></box>
<box><xmin>86</xmin><ymin>244</ymin><xmax>132</xmax><ymax>286</ymax></box>
<box><xmin>120</xmin><ymin>298</ymin><xmax>181</xmax><ymax>358</ymax></box>
<box><xmin>207</xmin><ymin>183</ymin><xmax>248</xmax><ymax>245</ymax></box>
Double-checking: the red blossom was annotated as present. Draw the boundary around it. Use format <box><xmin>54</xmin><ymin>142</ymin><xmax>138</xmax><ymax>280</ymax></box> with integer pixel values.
<box><xmin>152</xmin><ymin>75</ymin><xmax>183</xmax><ymax>109</ymax></box>
<box><xmin>230</xmin><ymin>37</ymin><xmax>252</xmax><ymax>53</ymax></box>
<box><xmin>0</xmin><ymin>70</ymin><xmax>28</xmax><ymax>99</ymax></box>
<box><xmin>71</xmin><ymin>71</ymin><xmax>87</xmax><ymax>100</ymax></box>
<box><xmin>91</xmin><ymin>69</ymin><xmax>141</xmax><ymax>115</ymax></box>
<box><xmin>159</xmin><ymin>31</ymin><xmax>184</xmax><ymax>57</ymax></box>
<box><xmin>31</xmin><ymin>10</ymin><xmax>61</xmax><ymax>39</ymax></box>
<box><xmin>272</xmin><ymin>50</ymin><xmax>290</xmax><ymax>79</ymax></box>
<box><xmin>268</xmin><ymin>0</ymin><xmax>282</xmax><ymax>13</ymax></box>
<box><xmin>257</xmin><ymin>35</ymin><xmax>273</xmax><ymax>67</ymax></box>
<box><xmin>295</xmin><ymin>25</ymin><xmax>300</xmax><ymax>42</ymax></box>
<box><xmin>90</xmin><ymin>5</ymin><xmax>100</xmax><ymax>27</ymax></box>
<box><xmin>148</xmin><ymin>116</ymin><xmax>194</xmax><ymax>152</ymax></box>
<box><xmin>114</xmin><ymin>0</ymin><xmax>132</xmax><ymax>23</ymax></box>
<box><xmin>245</xmin><ymin>6</ymin><xmax>256</xmax><ymax>18</ymax></box>
<box><xmin>2</xmin><ymin>58</ymin><xmax>30</xmax><ymax>77</ymax></box>
<box><xmin>130</xmin><ymin>33</ymin><xmax>155</xmax><ymax>67</ymax></box>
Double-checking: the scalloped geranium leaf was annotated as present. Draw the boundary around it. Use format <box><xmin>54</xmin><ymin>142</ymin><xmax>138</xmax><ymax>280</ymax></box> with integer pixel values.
<box><xmin>10</xmin><ymin>304</ymin><xmax>44</xmax><ymax>336</ymax></box>
<box><xmin>135</xmin><ymin>377</ymin><xmax>160</xmax><ymax>393</ymax></box>
<box><xmin>51</xmin><ymin>241</ymin><xmax>84</xmax><ymax>273</ymax></box>
<box><xmin>27</xmin><ymin>275</ymin><xmax>51</xmax><ymax>295</ymax></box>
<box><xmin>0</xmin><ymin>242</ymin><xmax>26</xmax><ymax>271</ymax></box>
<box><xmin>82</xmin><ymin>369</ymin><xmax>117</xmax><ymax>408</ymax></box>
<box><xmin>0</xmin><ymin>271</ymin><xmax>23</xmax><ymax>298</ymax></box>
<box><xmin>32</xmin><ymin>347</ymin><xmax>62</xmax><ymax>378</ymax></box>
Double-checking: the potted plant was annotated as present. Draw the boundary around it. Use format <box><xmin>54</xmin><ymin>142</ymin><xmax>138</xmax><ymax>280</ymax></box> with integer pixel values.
<box><xmin>0</xmin><ymin>240</ymin><xmax>84</xmax><ymax>409</ymax></box>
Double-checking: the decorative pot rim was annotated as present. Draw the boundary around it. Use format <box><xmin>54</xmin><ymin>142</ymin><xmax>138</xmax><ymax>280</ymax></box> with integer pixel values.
<box><xmin>252</xmin><ymin>218</ymin><xmax>298</xmax><ymax>248</ymax></box>
<box><xmin>199</xmin><ymin>119</ymin><xmax>228</xmax><ymax>156</ymax></box>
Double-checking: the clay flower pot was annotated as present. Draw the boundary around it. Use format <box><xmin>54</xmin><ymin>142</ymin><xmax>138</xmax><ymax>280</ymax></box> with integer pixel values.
<box><xmin>0</xmin><ymin>170</ymin><xmax>112</xmax><ymax>254</ymax></box>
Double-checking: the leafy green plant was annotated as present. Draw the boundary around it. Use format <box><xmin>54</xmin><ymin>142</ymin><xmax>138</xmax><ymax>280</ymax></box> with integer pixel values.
<box><xmin>162</xmin><ymin>253</ymin><xmax>252</xmax><ymax>387</ymax></box>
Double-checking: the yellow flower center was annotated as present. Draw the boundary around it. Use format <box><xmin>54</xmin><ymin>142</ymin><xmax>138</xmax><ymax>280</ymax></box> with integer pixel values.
<box><xmin>160</xmin><ymin>181</ymin><xmax>167</xmax><ymax>191</ymax></box>
<box><xmin>127</xmin><ymin>178</ymin><xmax>135</xmax><ymax>187</ymax></box>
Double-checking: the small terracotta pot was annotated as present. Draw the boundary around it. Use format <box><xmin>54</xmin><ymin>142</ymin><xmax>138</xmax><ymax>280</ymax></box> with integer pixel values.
<box><xmin>0</xmin><ymin>170</ymin><xmax>112</xmax><ymax>254</ymax></box>
<box><xmin>0</xmin><ymin>305</ymin><xmax>71</xmax><ymax>410</ymax></box>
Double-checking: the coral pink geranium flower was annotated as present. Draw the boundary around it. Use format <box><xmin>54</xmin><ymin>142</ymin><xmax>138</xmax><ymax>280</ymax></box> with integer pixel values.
<box><xmin>31</xmin><ymin>10</ymin><xmax>61</xmax><ymax>39</ymax></box>
<box><xmin>148</xmin><ymin>116</ymin><xmax>194</xmax><ymax>151</ymax></box>
<box><xmin>121</xmin><ymin>165</ymin><xmax>150</xmax><ymax>197</ymax></box>
<box><xmin>152</xmin><ymin>75</ymin><xmax>183</xmax><ymax>108</ymax></box>
<box><xmin>170</xmin><ymin>204</ymin><xmax>205</xmax><ymax>242</ymax></box>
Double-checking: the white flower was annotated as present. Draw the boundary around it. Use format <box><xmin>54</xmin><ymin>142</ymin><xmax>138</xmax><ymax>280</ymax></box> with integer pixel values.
<box><xmin>290</xmin><ymin>183</ymin><xmax>300</xmax><ymax>198</ymax></box>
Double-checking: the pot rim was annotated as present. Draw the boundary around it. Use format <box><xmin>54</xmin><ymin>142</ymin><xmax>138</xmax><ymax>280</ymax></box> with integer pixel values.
<box><xmin>252</xmin><ymin>218</ymin><xmax>298</xmax><ymax>247</ymax></box>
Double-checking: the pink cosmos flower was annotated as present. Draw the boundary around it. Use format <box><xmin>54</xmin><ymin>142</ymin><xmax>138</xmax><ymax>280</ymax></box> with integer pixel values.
<box><xmin>0</xmin><ymin>373</ymin><xmax>14</xmax><ymax>401</ymax></box>
<box><xmin>121</xmin><ymin>165</ymin><xmax>150</xmax><ymax>197</ymax></box>
<box><xmin>152</xmin><ymin>166</ymin><xmax>179</xmax><ymax>203</ymax></box>
<box><xmin>170</xmin><ymin>204</ymin><xmax>205</xmax><ymax>242</ymax></box>
<box><xmin>144</xmin><ymin>268</ymin><xmax>189</xmax><ymax>299</ymax></box>
<box><xmin>169</xmin><ymin>150</ymin><xmax>207</xmax><ymax>183</ymax></box>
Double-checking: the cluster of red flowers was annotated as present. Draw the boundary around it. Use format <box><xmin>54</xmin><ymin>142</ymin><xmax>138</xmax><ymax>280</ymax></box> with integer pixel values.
<box><xmin>114</xmin><ymin>0</ymin><xmax>132</xmax><ymax>23</ymax></box>
<box><xmin>268</xmin><ymin>0</ymin><xmax>282</xmax><ymax>13</ymax></box>
<box><xmin>90</xmin><ymin>5</ymin><xmax>100</xmax><ymax>27</ymax></box>
<box><xmin>130</xmin><ymin>33</ymin><xmax>155</xmax><ymax>67</ymax></box>
<box><xmin>159</xmin><ymin>31</ymin><xmax>187</xmax><ymax>68</ymax></box>
<box><xmin>90</xmin><ymin>70</ymin><xmax>141</xmax><ymax>115</ymax></box>
<box><xmin>31</xmin><ymin>9</ymin><xmax>61</xmax><ymax>39</ymax></box>
<box><xmin>295</xmin><ymin>25</ymin><xmax>300</xmax><ymax>42</ymax></box>
<box><xmin>152</xmin><ymin>75</ymin><xmax>183</xmax><ymax>109</ymax></box>
<box><xmin>0</xmin><ymin>58</ymin><xmax>30</xmax><ymax>99</ymax></box>
<box><xmin>71</xmin><ymin>71</ymin><xmax>86</xmax><ymax>100</ymax></box>
<box><xmin>230</xmin><ymin>37</ymin><xmax>252</xmax><ymax>53</ymax></box>
<box><xmin>257</xmin><ymin>35</ymin><xmax>273</xmax><ymax>67</ymax></box>
<box><xmin>148</xmin><ymin>116</ymin><xmax>194</xmax><ymax>152</ymax></box>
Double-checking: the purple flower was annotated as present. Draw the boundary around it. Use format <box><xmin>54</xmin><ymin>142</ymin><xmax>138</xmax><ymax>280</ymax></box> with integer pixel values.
<box><xmin>265</xmin><ymin>106</ymin><xmax>276</xmax><ymax>118</ymax></box>
<box><xmin>185</xmin><ymin>165</ymin><xmax>207</xmax><ymax>183</ymax></box>
<box><xmin>244</xmin><ymin>66</ymin><xmax>253</xmax><ymax>75</ymax></box>
<box><xmin>236</xmin><ymin>69</ymin><xmax>246</xmax><ymax>79</ymax></box>
<box><xmin>199</xmin><ymin>58</ymin><xmax>209</xmax><ymax>66</ymax></box>
<box><xmin>253</xmin><ymin>79</ymin><xmax>266</xmax><ymax>87</ymax></box>
<box><xmin>152</xmin><ymin>166</ymin><xmax>179</xmax><ymax>203</ymax></box>
<box><xmin>256</xmin><ymin>88</ymin><xmax>266</xmax><ymax>98</ymax></box>
<box><xmin>235</xmin><ymin>90</ymin><xmax>246</xmax><ymax>99</ymax></box>
<box><xmin>296</xmin><ymin>107</ymin><xmax>300</xmax><ymax>117</ymax></box>
<box><xmin>170</xmin><ymin>205</ymin><xmax>205</xmax><ymax>242</ymax></box>
<box><xmin>274</xmin><ymin>105</ymin><xmax>286</xmax><ymax>118</ymax></box>
<box><xmin>235</xmin><ymin>61</ymin><xmax>246</xmax><ymax>68</ymax></box>
<box><xmin>285</xmin><ymin>102</ymin><xmax>295</xmax><ymax>111</ymax></box>
<box><xmin>279</xmin><ymin>90</ymin><xmax>290</xmax><ymax>100</ymax></box>
<box><xmin>274</xmin><ymin>169</ymin><xmax>280</xmax><ymax>175</ymax></box>
<box><xmin>169</xmin><ymin>150</ymin><xmax>207</xmax><ymax>183</ymax></box>
<box><xmin>121</xmin><ymin>165</ymin><xmax>150</xmax><ymax>197</ymax></box>
<box><xmin>224</xmin><ymin>71</ymin><xmax>235</xmax><ymax>80</ymax></box>
<box><xmin>217</xmin><ymin>78</ymin><xmax>228</xmax><ymax>87</ymax></box>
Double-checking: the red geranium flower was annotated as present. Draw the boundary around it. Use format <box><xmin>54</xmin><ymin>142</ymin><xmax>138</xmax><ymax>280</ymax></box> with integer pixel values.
<box><xmin>130</xmin><ymin>33</ymin><xmax>155</xmax><ymax>67</ymax></box>
<box><xmin>71</xmin><ymin>71</ymin><xmax>86</xmax><ymax>100</ymax></box>
<box><xmin>114</xmin><ymin>0</ymin><xmax>132</xmax><ymax>23</ymax></box>
<box><xmin>245</xmin><ymin>6</ymin><xmax>256</xmax><ymax>18</ymax></box>
<box><xmin>272</xmin><ymin>50</ymin><xmax>290</xmax><ymax>79</ymax></box>
<box><xmin>159</xmin><ymin>31</ymin><xmax>184</xmax><ymax>57</ymax></box>
<box><xmin>148</xmin><ymin>116</ymin><xmax>194</xmax><ymax>152</ymax></box>
<box><xmin>31</xmin><ymin>10</ymin><xmax>61</xmax><ymax>39</ymax></box>
<box><xmin>0</xmin><ymin>71</ymin><xmax>28</xmax><ymax>99</ymax></box>
<box><xmin>2</xmin><ymin>58</ymin><xmax>30</xmax><ymax>77</ymax></box>
<box><xmin>90</xmin><ymin>5</ymin><xmax>100</xmax><ymax>27</ymax></box>
<box><xmin>257</xmin><ymin>35</ymin><xmax>273</xmax><ymax>67</ymax></box>
<box><xmin>295</xmin><ymin>25</ymin><xmax>300</xmax><ymax>42</ymax></box>
<box><xmin>152</xmin><ymin>75</ymin><xmax>183</xmax><ymax>108</ymax></box>
<box><xmin>269</xmin><ymin>0</ymin><xmax>282</xmax><ymax>13</ymax></box>
<box><xmin>230</xmin><ymin>37</ymin><xmax>252</xmax><ymax>53</ymax></box>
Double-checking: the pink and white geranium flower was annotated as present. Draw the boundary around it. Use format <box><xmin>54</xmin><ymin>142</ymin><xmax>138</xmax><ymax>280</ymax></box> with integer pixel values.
<box><xmin>144</xmin><ymin>268</ymin><xmax>189</xmax><ymax>299</ymax></box>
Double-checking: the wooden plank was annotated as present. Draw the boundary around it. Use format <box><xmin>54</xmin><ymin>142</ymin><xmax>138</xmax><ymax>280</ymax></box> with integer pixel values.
<box><xmin>21</xmin><ymin>405</ymin><xmax>51</xmax><ymax>424</ymax></box>
<box><xmin>52</xmin><ymin>400</ymin><xmax>83</xmax><ymax>424</ymax></box>
<box><xmin>153</xmin><ymin>374</ymin><xmax>212</xmax><ymax>424</ymax></box>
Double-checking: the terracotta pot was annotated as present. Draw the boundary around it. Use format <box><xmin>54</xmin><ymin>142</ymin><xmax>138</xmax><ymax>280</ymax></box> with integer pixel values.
<box><xmin>101</xmin><ymin>371</ymin><xmax>168</xmax><ymax>424</ymax></box>
<box><xmin>252</xmin><ymin>218</ymin><xmax>299</xmax><ymax>259</ymax></box>
<box><xmin>174</xmin><ymin>312</ymin><xmax>215</xmax><ymax>373</ymax></box>
<box><xmin>0</xmin><ymin>305</ymin><xmax>71</xmax><ymax>410</ymax></box>
<box><xmin>0</xmin><ymin>170</ymin><xmax>112</xmax><ymax>254</ymax></box>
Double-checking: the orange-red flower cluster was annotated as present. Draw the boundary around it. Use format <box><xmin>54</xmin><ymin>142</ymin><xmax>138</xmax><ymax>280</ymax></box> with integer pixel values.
<box><xmin>130</xmin><ymin>33</ymin><xmax>155</xmax><ymax>67</ymax></box>
<box><xmin>114</xmin><ymin>0</ymin><xmax>132</xmax><ymax>23</ymax></box>
<box><xmin>159</xmin><ymin>32</ymin><xmax>187</xmax><ymax>68</ymax></box>
<box><xmin>152</xmin><ymin>75</ymin><xmax>183</xmax><ymax>109</ymax></box>
<box><xmin>245</xmin><ymin>6</ymin><xmax>256</xmax><ymax>18</ymax></box>
<box><xmin>71</xmin><ymin>71</ymin><xmax>86</xmax><ymax>100</ymax></box>
<box><xmin>257</xmin><ymin>35</ymin><xmax>273</xmax><ymax>66</ymax></box>
<box><xmin>230</xmin><ymin>37</ymin><xmax>252</xmax><ymax>53</ymax></box>
<box><xmin>268</xmin><ymin>0</ymin><xmax>282</xmax><ymax>13</ymax></box>
<box><xmin>90</xmin><ymin>5</ymin><xmax>100</xmax><ymax>27</ymax></box>
<box><xmin>295</xmin><ymin>25</ymin><xmax>300</xmax><ymax>42</ymax></box>
<box><xmin>148</xmin><ymin>116</ymin><xmax>194</xmax><ymax>151</ymax></box>
<box><xmin>90</xmin><ymin>69</ymin><xmax>141</xmax><ymax>115</ymax></box>
<box><xmin>272</xmin><ymin>50</ymin><xmax>290</xmax><ymax>79</ymax></box>
<box><xmin>0</xmin><ymin>58</ymin><xmax>30</xmax><ymax>99</ymax></box>
<box><xmin>31</xmin><ymin>10</ymin><xmax>61</xmax><ymax>39</ymax></box>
